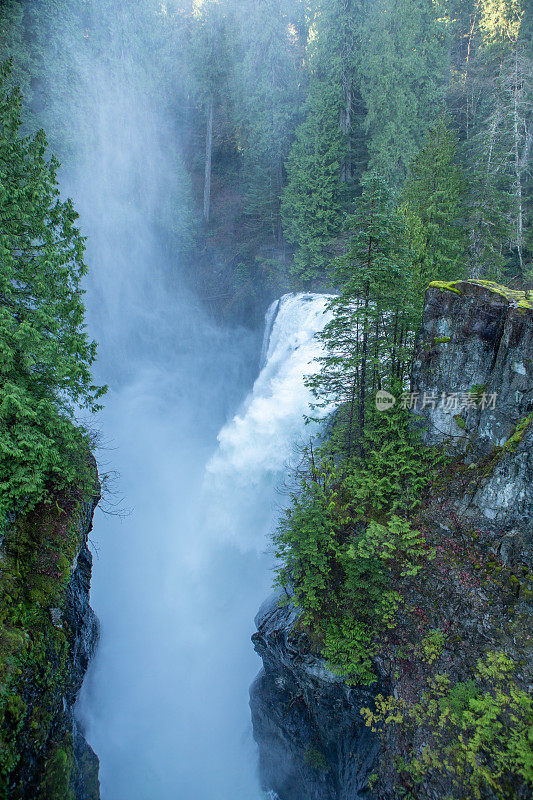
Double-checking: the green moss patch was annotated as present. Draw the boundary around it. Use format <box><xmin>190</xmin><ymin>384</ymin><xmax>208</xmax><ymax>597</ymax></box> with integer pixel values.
<box><xmin>0</xmin><ymin>487</ymin><xmax>91</xmax><ymax>799</ymax></box>
<box><xmin>428</xmin><ymin>280</ymin><xmax>463</xmax><ymax>295</ymax></box>
<box><xmin>428</xmin><ymin>279</ymin><xmax>533</xmax><ymax>310</ymax></box>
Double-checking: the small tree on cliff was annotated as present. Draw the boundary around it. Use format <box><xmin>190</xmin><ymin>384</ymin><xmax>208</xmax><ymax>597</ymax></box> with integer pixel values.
<box><xmin>307</xmin><ymin>173</ymin><xmax>408</xmax><ymax>458</ymax></box>
<box><xmin>0</xmin><ymin>62</ymin><xmax>105</xmax><ymax>526</ymax></box>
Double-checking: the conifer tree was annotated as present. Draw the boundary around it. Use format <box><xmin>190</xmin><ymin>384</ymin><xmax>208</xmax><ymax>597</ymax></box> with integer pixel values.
<box><xmin>360</xmin><ymin>0</ymin><xmax>450</xmax><ymax>184</ymax></box>
<box><xmin>0</xmin><ymin>64</ymin><xmax>104</xmax><ymax>526</ymax></box>
<box><xmin>401</xmin><ymin>119</ymin><xmax>468</xmax><ymax>287</ymax></box>
<box><xmin>308</xmin><ymin>173</ymin><xmax>408</xmax><ymax>454</ymax></box>
<box><xmin>232</xmin><ymin>0</ymin><xmax>305</xmax><ymax>248</ymax></box>
<box><xmin>281</xmin><ymin>0</ymin><xmax>368</xmax><ymax>283</ymax></box>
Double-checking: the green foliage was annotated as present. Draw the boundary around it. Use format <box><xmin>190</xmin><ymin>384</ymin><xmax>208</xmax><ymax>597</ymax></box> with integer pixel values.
<box><xmin>307</xmin><ymin>174</ymin><xmax>416</xmax><ymax>451</ymax></box>
<box><xmin>0</xmin><ymin>490</ymin><xmax>91</xmax><ymax>798</ymax></box>
<box><xmin>1</xmin><ymin>0</ymin><xmax>531</xmax><ymax>297</ymax></box>
<box><xmin>232</xmin><ymin>0</ymin><xmax>304</xmax><ymax>246</ymax></box>
<box><xmin>281</xmin><ymin>82</ymin><xmax>348</xmax><ymax>282</ymax></box>
<box><xmin>359</xmin><ymin>0</ymin><xmax>450</xmax><ymax>183</ymax></box>
<box><xmin>401</xmin><ymin>118</ymin><xmax>468</xmax><ymax>288</ymax></box>
<box><xmin>274</xmin><ymin>407</ymin><xmax>439</xmax><ymax>682</ymax></box>
<box><xmin>38</xmin><ymin>733</ymin><xmax>75</xmax><ymax>800</ymax></box>
<box><xmin>363</xmin><ymin>652</ymin><xmax>533</xmax><ymax>799</ymax></box>
<box><xmin>341</xmin><ymin>401</ymin><xmax>445</xmax><ymax>516</ymax></box>
<box><xmin>419</xmin><ymin>629</ymin><xmax>447</xmax><ymax>665</ymax></box>
<box><xmin>280</xmin><ymin>0</ymin><xmax>366</xmax><ymax>282</ymax></box>
<box><xmin>0</xmin><ymin>62</ymin><xmax>104</xmax><ymax>529</ymax></box>
<box><xmin>274</xmin><ymin>469</ymin><xmax>346</xmax><ymax>617</ymax></box>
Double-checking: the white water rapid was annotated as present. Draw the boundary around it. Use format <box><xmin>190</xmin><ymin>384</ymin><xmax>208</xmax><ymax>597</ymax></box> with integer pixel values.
<box><xmin>79</xmin><ymin>292</ymin><xmax>332</xmax><ymax>800</ymax></box>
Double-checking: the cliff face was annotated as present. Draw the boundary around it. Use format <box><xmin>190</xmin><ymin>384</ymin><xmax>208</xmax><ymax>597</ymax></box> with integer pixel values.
<box><xmin>250</xmin><ymin>281</ymin><xmax>532</xmax><ymax>800</ymax></box>
<box><xmin>64</xmin><ymin>509</ymin><xmax>101</xmax><ymax>800</ymax></box>
<box><xmin>411</xmin><ymin>280</ymin><xmax>532</xmax><ymax>547</ymax></box>
<box><xmin>251</xmin><ymin>596</ymin><xmax>378</xmax><ymax>800</ymax></box>
<box><xmin>0</xmin><ymin>480</ymin><xmax>101</xmax><ymax>800</ymax></box>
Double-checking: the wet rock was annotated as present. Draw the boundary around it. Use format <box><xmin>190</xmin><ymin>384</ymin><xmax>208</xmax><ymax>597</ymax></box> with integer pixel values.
<box><xmin>250</xmin><ymin>595</ymin><xmax>379</xmax><ymax>800</ymax></box>
<box><xmin>412</xmin><ymin>281</ymin><xmax>533</xmax><ymax>542</ymax></box>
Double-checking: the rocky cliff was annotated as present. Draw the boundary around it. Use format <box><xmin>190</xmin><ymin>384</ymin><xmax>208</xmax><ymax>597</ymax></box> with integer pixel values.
<box><xmin>251</xmin><ymin>596</ymin><xmax>378</xmax><ymax>800</ymax></box>
<box><xmin>0</xmin><ymin>472</ymin><xmax>101</xmax><ymax>800</ymax></box>
<box><xmin>250</xmin><ymin>280</ymin><xmax>532</xmax><ymax>800</ymax></box>
<box><xmin>412</xmin><ymin>280</ymin><xmax>532</xmax><ymax>548</ymax></box>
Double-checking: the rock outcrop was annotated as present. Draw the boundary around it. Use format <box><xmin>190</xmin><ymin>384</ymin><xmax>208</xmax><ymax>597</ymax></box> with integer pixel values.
<box><xmin>250</xmin><ymin>595</ymin><xmax>378</xmax><ymax>800</ymax></box>
<box><xmin>0</xmin><ymin>481</ymin><xmax>101</xmax><ymax>800</ymax></box>
<box><xmin>64</xmin><ymin>509</ymin><xmax>101</xmax><ymax>800</ymax></box>
<box><xmin>411</xmin><ymin>280</ymin><xmax>532</xmax><ymax>546</ymax></box>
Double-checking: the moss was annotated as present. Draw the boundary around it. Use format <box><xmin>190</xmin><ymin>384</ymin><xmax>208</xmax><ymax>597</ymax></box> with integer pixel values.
<box><xmin>38</xmin><ymin>732</ymin><xmax>75</xmax><ymax>800</ymax></box>
<box><xmin>304</xmin><ymin>746</ymin><xmax>330</xmax><ymax>772</ymax></box>
<box><xmin>453</xmin><ymin>414</ymin><xmax>466</xmax><ymax>430</ymax></box>
<box><xmin>502</xmin><ymin>412</ymin><xmax>533</xmax><ymax>455</ymax></box>
<box><xmin>428</xmin><ymin>279</ymin><xmax>533</xmax><ymax>310</ymax></box>
<box><xmin>0</xmin><ymin>488</ymin><xmax>91</xmax><ymax>798</ymax></box>
<box><xmin>428</xmin><ymin>280</ymin><xmax>463</xmax><ymax>294</ymax></box>
<box><xmin>433</xmin><ymin>336</ymin><xmax>451</xmax><ymax>343</ymax></box>
<box><xmin>466</xmin><ymin>279</ymin><xmax>533</xmax><ymax>310</ymax></box>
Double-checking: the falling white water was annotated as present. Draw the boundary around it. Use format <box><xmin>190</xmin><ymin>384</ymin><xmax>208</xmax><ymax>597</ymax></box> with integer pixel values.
<box><xmin>202</xmin><ymin>293</ymin><xmax>333</xmax><ymax>554</ymax></box>
<box><xmin>79</xmin><ymin>292</ymin><xmax>332</xmax><ymax>800</ymax></box>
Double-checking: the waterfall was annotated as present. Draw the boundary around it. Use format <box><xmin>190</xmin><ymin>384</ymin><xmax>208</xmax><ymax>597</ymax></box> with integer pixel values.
<box><xmin>34</xmin><ymin>5</ymin><xmax>335</xmax><ymax>796</ymax></box>
<box><xmin>203</xmin><ymin>293</ymin><xmax>333</xmax><ymax>552</ymax></box>
<box><xmin>79</xmin><ymin>292</ymin><xmax>332</xmax><ymax>800</ymax></box>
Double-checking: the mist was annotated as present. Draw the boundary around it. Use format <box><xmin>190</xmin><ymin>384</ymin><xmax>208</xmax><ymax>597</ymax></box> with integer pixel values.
<box><xmin>33</xmin><ymin>2</ymin><xmax>330</xmax><ymax>798</ymax></box>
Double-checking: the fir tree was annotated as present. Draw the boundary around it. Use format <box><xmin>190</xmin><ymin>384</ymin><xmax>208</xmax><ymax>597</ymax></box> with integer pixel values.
<box><xmin>281</xmin><ymin>0</ymin><xmax>367</xmax><ymax>283</ymax></box>
<box><xmin>308</xmin><ymin>173</ymin><xmax>408</xmax><ymax>454</ymax></box>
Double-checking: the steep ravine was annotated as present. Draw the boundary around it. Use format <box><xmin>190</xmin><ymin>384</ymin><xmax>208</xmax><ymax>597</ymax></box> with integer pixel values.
<box><xmin>250</xmin><ymin>281</ymin><xmax>532</xmax><ymax>800</ymax></box>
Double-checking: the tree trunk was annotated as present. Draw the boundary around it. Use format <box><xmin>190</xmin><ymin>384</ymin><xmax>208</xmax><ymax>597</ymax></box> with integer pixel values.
<box><xmin>341</xmin><ymin>86</ymin><xmax>352</xmax><ymax>182</ymax></box>
<box><xmin>203</xmin><ymin>96</ymin><xmax>214</xmax><ymax>224</ymax></box>
<box><xmin>373</xmin><ymin>309</ymin><xmax>380</xmax><ymax>392</ymax></box>
<box><xmin>346</xmin><ymin>370</ymin><xmax>358</xmax><ymax>462</ymax></box>
<box><xmin>358</xmin><ymin>276</ymin><xmax>370</xmax><ymax>451</ymax></box>
<box><xmin>512</xmin><ymin>48</ymin><xmax>524</xmax><ymax>278</ymax></box>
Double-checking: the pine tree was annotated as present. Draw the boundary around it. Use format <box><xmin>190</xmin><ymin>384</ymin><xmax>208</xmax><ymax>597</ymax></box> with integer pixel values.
<box><xmin>232</xmin><ymin>0</ymin><xmax>305</xmax><ymax>249</ymax></box>
<box><xmin>308</xmin><ymin>173</ymin><xmax>409</xmax><ymax>455</ymax></box>
<box><xmin>463</xmin><ymin>0</ymin><xmax>533</xmax><ymax>279</ymax></box>
<box><xmin>281</xmin><ymin>0</ymin><xmax>368</xmax><ymax>283</ymax></box>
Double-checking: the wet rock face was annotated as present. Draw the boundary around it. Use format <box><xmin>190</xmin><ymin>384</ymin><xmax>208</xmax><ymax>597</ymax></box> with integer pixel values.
<box><xmin>411</xmin><ymin>282</ymin><xmax>533</xmax><ymax>539</ymax></box>
<box><xmin>64</xmin><ymin>535</ymin><xmax>100</xmax><ymax>800</ymax></box>
<box><xmin>5</xmin><ymin>491</ymin><xmax>101</xmax><ymax>800</ymax></box>
<box><xmin>250</xmin><ymin>596</ymin><xmax>379</xmax><ymax>800</ymax></box>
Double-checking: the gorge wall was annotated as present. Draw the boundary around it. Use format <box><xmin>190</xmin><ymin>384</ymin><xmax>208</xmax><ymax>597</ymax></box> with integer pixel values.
<box><xmin>0</xmin><ymin>476</ymin><xmax>101</xmax><ymax>800</ymax></box>
<box><xmin>250</xmin><ymin>280</ymin><xmax>533</xmax><ymax>800</ymax></box>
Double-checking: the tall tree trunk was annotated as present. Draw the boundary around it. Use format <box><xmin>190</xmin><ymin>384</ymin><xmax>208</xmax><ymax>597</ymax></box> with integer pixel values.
<box><xmin>346</xmin><ymin>370</ymin><xmax>358</xmax><ymax>462</ymax></box>
<box><xmin>373</xmin><ymin>308</ymin><xmax>381</xmax><ymax>392</ymax></box>
<box><xmin>358</xmin><ymin>276</ymin><xmax>370</xmax><ymax>451</ymax></box>
<box><xmin>513</xmin><ymin>48</ymin><xmax>524</xmax><ymax>277</ymax></box>
<box><xmin>391</xmin><ymin>305</ymin><xmax>399</xmax><ymax>379</ymax></box>
<box><xmin>203</xmin><ymin>96</ymin><xmax>214</xmax><ymax>224</ymax></box>
<box><xmin>341</xmin><ymin>86</ymin><xmax>352</xmax><ymax>182</ymax></box>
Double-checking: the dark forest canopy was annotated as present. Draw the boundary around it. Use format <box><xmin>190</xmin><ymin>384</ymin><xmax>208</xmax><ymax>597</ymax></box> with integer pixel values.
<box><xmin>0</xmin><ymin>0</ymin><xmax>531</xmax><ymax>306</ymax></box>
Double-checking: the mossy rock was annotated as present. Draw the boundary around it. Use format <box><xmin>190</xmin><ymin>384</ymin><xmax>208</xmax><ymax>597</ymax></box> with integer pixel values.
<box><xmin>428</xmin><ymin>279</ymin><xmax>533</xmax><ymax>310</ymax></box>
